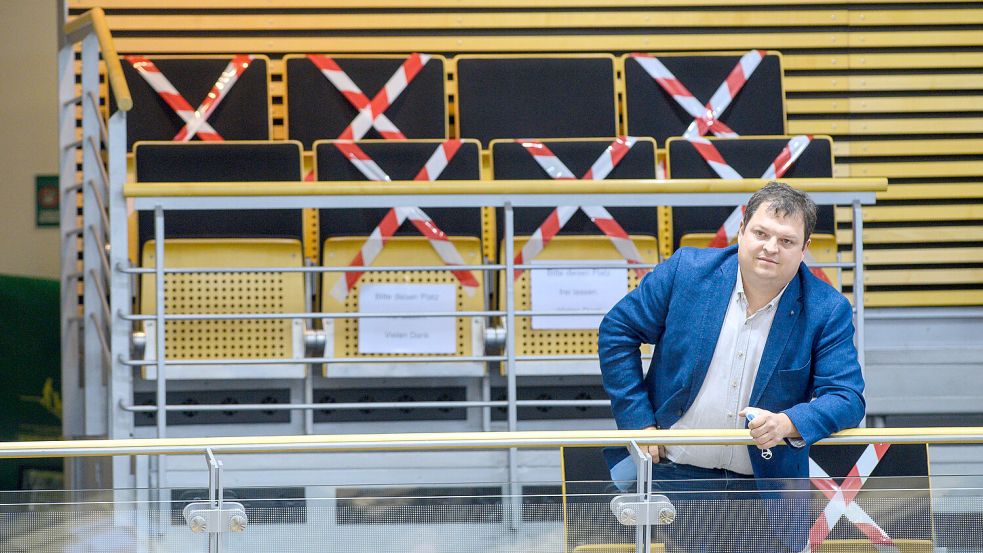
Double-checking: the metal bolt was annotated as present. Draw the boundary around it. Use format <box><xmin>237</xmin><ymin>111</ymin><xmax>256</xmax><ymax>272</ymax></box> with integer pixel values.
<box><xmin>189</xmin><ymin>515</ymin><xmax>207</xmax><ymax>533</ymax></box>
<box><xmin>659</xmin><ymin>508</ymin><xmax>676</xmax><ymax>525</ymax></box>
<box><xmin>620</xmin><ymin>507</ymin><xmax>636</xmax><ymax>524</ymax></box>
<box><xmin>229</xmin><ymin>514</ymin><xmax>247</xmax><ymax>532</ymax></box>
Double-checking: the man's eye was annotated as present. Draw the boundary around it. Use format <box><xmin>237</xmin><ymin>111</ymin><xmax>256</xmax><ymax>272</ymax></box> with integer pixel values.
<box><xmin>782</xmin><ymin>239</ymin><xmax>793</xmax><ymax>246</ymax></box>
<box><xmin>754</xmin><ymin>230</ymin><xmax>766</xmax><ymax>238</ymax></box>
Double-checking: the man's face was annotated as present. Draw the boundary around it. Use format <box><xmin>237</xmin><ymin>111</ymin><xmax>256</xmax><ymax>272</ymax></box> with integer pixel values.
<box><xmin>737</xmin><ymin>202</ymin><xmax>809</xmax><ymax>291</ymax></box>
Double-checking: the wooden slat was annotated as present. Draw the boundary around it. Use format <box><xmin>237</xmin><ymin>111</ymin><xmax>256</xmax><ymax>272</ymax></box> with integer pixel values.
<box><xmin>836</xmin><ymin>226</ymin><xmax>983</xmax><ymax>245</ymax></box>
<box><xmin>69</xmin><ymin>0</ymin><xmax>983</xmax><ymax>7</ymax></box>
<box><xmin>841</xmin><ymin>247</ymin><xmax>983</xmax><ymax>264</ymax></box>
<box><xmin>833</xmin><ymin>140</ymin><xmax>983</xmax><ymax>157</ymax></box>
<box><xmin>851</xmin><ymin>30</ymin><xmax>983</xmax><ymax>48</ymax></box>
<box><xmin>851</xmin><ymin>9</ymin><xmax>983</xmax><ymax>26</ymax></box>
<box><xmin>842</xmin><ymin>268</ymin><xmax>983</xmax><ymax>286</ymax></box>
<box><xmin>786</xmin><ymin>74</ymin><xmax>983</xmax><ymax>93</ymax></box>
<box><xmin>788</xmin><ymin>96</ymin><xmax>983</xmax><ymax>115</ymax></box>
<box><xmin>873</xmin><ymin>183</ymin><xmax>983</xmax><ymax>201</ymax></box>
<box><xmin>847</xmin><ymin>52</ymin><xmax>983</xmax><ymax>70</ymax></box>
<box><xmin>109</xmin><ymin>33</ymin><xmax>847</xmax><ymax>54</ymax></box>
<box><xmin>791</xmin><ymin>118</ymin><xmax>983</xmax><ymax>135</ymax></box>
<box><xmin>859</xmin><ymin>290</ymin><xmax>983</xmax><ymax>308</ymax></box>
<box><xmin>104</xmin><ymin>11</ymin><xmax>849</xmax><ymax>31</ymax></box>
<box><xmin>840</xmin><ymin>160</ymin><xmax>983</xmax><ymax>179</ymax></box>
<box><xmin>836</xmin><ymin>205</ymin><xmax>983</xmax><ymax>222</ymax></box>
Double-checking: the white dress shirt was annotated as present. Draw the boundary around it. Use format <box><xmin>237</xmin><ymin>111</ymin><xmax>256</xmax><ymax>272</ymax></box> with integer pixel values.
<box><xmin>665</xmin><ymin>269</ymin><xmax>787</xmax><ymax>475</ymax></box>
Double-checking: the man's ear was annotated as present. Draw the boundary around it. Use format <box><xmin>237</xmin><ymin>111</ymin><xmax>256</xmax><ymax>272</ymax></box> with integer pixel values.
<box><xmin>801</xmin><ymin>238</ymin><xmax>811</xmax><ymax>261</ymax></box>
<box><xmin>736</xmin><ymin>219</ymin><xmax>745</xmax><ymax>246</ymax></box>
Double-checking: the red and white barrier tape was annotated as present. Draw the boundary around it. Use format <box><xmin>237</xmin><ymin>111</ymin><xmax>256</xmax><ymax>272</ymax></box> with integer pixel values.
<box><xmin>329</xmin><ymin>140</ymin><xmax>479</xmax><ymax>301</ymax></box>
<box><xmin>514</xmin><ymin>138</ymin><xmax>648</xmax><ymax>280</ymax></box>
<box><xmin>630</xmin><ymin>50</ymin><xmax>766</xmax><ymax>139</ymax></box>
<box><xmin>686</xmin><ymin>135</ymin><xmax>833</xmax><ymax>285</ymax></box>
<box><xmin>126</xmin><ymin>55</ymin><xmax>255</xmax><ymax>142</ymax></box>
<box><xmin>307</xmin><ymin>53</ymin><xmax>431</xmax><ymax>140</ymax></box>
<box><xmin>808</xmin><ymin>444</ymin><xmax>896</xmax><ymax>552</ymax></box>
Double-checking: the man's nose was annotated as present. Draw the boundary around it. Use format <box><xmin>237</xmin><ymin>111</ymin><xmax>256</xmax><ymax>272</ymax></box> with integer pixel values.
<box><xmin>763</xmin><ymin>237</ymin><xmax>779</xmax><ymax>252</ymax></box>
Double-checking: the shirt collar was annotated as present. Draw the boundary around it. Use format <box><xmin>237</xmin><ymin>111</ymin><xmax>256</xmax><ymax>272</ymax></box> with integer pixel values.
<box><xmin>735</xmin><ymin>269</ymin><xmax>789</xmax><ymax>315</ymax></box>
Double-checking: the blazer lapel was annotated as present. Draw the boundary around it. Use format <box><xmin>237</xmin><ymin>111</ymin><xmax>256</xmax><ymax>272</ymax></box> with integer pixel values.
<box><xmin>686</xmin><ymin>254</ymin><xmax>738</xmax><ymax>406</ymax></box>
<box><xmin>750</xmin><ymin>271</ymin><xmax>804</xmax><ymax>406</ymax></box>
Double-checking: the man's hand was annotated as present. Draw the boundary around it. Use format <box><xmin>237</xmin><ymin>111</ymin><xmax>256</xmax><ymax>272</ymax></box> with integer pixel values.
<box><xmin>738</xmin><ymin>408</ymin><xmax>800</xmax><ymax>450</ymax></box>
<box><xmin>641</xmin><ymin>425</ymin><xmax>667</xmax><ymax>462</ymax></box>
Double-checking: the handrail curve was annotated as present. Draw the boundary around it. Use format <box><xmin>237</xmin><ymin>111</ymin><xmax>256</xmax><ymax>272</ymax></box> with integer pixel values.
<box><xmin>65</xmin><ymin>8</ymin><xmax>132</xmax><ymax>111</ymax></box>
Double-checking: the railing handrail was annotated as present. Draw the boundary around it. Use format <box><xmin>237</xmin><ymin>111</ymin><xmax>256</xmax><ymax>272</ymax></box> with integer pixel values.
<box><xmin>123</xmin><ymin>177</ymin><xmax>888</xmax><ymax>198</ymax></box>
<box><xmin>2</xmin><ymin>427</ymin><xmax>981</xmax><ymax>459</ymax></box>
<box><xmin>64</xmin><ymin>8</ymin><xmax>132</xmax><ymax>112</ymax></box>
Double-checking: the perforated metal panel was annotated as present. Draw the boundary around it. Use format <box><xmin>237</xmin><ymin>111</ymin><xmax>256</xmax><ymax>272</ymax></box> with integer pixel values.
<box><xmin>140</xmin><ymin>239</ymin><xmax>305</xmax><ymax>360</ymax></box>
<box><xmin>679</xmin><ymin>233</ymin><xmax>840</xmax><ymax>290</ymax></box>
<box><xmin>322</xmin><ymin>236</ymin><xmax>484</xmax><ymax>358</ymax></box>
<box><xmin>500</xmin><ymin>235</ymin><xmax>659</xmax><ymax>357</ymax></box>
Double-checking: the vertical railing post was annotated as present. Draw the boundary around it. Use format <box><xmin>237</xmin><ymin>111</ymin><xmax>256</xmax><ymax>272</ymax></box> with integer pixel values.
<box><xmin>152</xmin><ymin>206</ymin><xmax>169</xmax><ymax>490</ymax></box>
<box><xmin>57</xmin><ymin>29</ymin><xmax>83</xmax><ymax>454</ymax></box>
<box><xmin>502</xmin><ymin>202</ymin><xmax>521</xmax><ymax>529</ymax></box>
<box><xmin>853</xmin><ymin>200</ymin><xmax>866</xmax><ymax>372</ymax></box>
<box><xmin>80</xmin><ymin>32</ymin><xmax>108</xmax><ymax>437</ymax></box>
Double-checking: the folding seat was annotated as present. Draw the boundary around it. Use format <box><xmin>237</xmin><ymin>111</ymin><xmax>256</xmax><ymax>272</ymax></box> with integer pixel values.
<box><xmin>491</xmin><ymin>138</ymin><xmax>661</xmax><ymax>374</ymax></box>
<box><xmin>666</xmin><ymin>136</ymin><xmax>839</xmax><ymax>286</ymax></box>
<box><xmin>314</xmin><ymin>139</ymin><xmax>487</xmax><ymax>377</ymax></box>
<box><xmin>455</xmin><ymin>55</ymin><xmax>619</xmax><ymax>146</ymax></box>
<box><xmin>134</xmin><ymin>141</ymin><xmax>308</xmax><ymax>379</ymax></box>
<box><xmin>114</xmin><ymin>55</ymin><xmax>272</xmax><ymax>150</ymax></box>
<box><xmin>622</xmin><ymin>50</ymin><xmax>785</xmax><ymax>144</ymax></box>
<box><xmin>284</xmin><ymin>54</ymin><xmax>449</xmax><ymax>149</ymax></box>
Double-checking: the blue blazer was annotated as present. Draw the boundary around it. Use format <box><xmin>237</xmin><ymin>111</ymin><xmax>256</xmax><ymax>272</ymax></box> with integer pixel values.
<box><xmin>598</xmin><ymin>245</ymin><xmax>866</xmax><ymax>481</ymax></box>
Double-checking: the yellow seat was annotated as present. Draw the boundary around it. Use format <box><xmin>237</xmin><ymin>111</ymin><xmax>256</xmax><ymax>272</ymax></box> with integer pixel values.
<box><xmin>140</xmin><ymin>238</ymin><xmax>307</xmax><ymax>379</ymax></box>
<box><xmin>679</xmin><ymin>233</ymin><xmax>840</xmax><ymax>290</ymax></box>
<box><xmin>499</xmin><ymin>235</ymin><xmax>659</xmax><ymax>375</ymax></box>
<box><xmin>321</xmin><ymin>235</ymin><xmax>486</xmax><ymax>378</ymax></box>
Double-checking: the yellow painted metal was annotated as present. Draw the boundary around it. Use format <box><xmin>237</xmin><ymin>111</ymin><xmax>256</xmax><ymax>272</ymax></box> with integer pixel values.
<box><xmin>104</xmin><ymin>10</ymin><xmax>848</xmax><ymax>31</ymax></box>
<box><xmin>497</xmin><ymin>235</ymin><xmax>659</xmax><ymax>359</ymax></box>
<box><xmin>851</xmin><ymin>9</ymin><xmax>983</xmax><ymax>26</ymax></box>
<box><xmin>835</xmin><ymin>205</ymin><xmax>983</xmax><ymax>223</ymax></box>
<box><xmin>848</xmin><ymin>52</ymin><xmax>983</xmax><ymax>70</ymax></box>
<box><xmin>110</xmin><ymin>33</ymin><xmax>845</xmax><ymax>54</ymax></box>
<box><xmin>71</xmin><ymin>0</ymin><xmax>877</xmax><ymax>9</ymax></box>
<box><xmin>679</xmin><ymin>233</ymin><xmax>839</xmax><ymax>288</ymax></box>
<box><xmin>841</xmin><ymin>160</ymin><xmax>983</xmax><ymax>179</ymax></box>
<box><xmin>786</xmin><ymin>74</ymin><xmax>983</xmax><ymax>93</ymax></box>
<box><xmin>5</xmin><ymin>425</ymin><xmax>983</xmax><ymax>458</ymax></box>
<box><xmin>139</xmin><ymin>239</ymin><xmax>306</xmax><ymax>368</ymax></box>
<box><xmin>124</xmin><ymin>178</ymin><xmax>888</xmax><ymax>197</ymax></box>
<box><xmin>874</xmin><ymin>183</ymin><xmax>983</xmax><ymax>201</ymax></box>
<box><xmin>851</xmin><ymin>29</ymin><xmax>983</xmax><ymax>48</ymax></box>
<box><xmin>65</xmin><ymin>8</ymin><xmax>131</xmax><ymax>111</ymax></box>
<box><xmin>840</xmin><ymin>247</ymin><xmax>983</xmax><ymax>265</ymax></box>
<box><xmin>843</xmin><ymin>268</ymin><xmax>983</xmax><ymax>286</ymax></box>
<box><xmin>320</xmin><ymin>236</ymin><xmax>484</xmax><ymax>363</ymax></box>
<box><xmin>852</xmin><ymin>290</ymin><xmax>983</xmax><ymax>308</ymax></box>
<box><xmin>834</xmin><ymin>140</ymin><xmax>983</xmax><ymax>158</ymax></box>
<box><xmin>791</xmin><ymin>118</ymin><xmax>983</xmax><ymax>135</ymax></box>
<box><xmin>788</xmin><ymin>96</ymin><xmax>983</xmax><ymax>115</ymax></box>
<box><xmin>837</xmin><ymin>226</ymin><xmax>983</xmax><ymax>245</ymax></box>
<box><xmin>573</xmin><ymin>545</ymin><xmax>665</xmax><ymax>553</ymax></box>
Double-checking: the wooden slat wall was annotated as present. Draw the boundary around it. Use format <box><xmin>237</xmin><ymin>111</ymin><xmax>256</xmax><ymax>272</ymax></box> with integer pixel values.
<box><xmin>69</xmin><ymin>0</ymin><xmax>983</xmax><ymax>307</ymax></box>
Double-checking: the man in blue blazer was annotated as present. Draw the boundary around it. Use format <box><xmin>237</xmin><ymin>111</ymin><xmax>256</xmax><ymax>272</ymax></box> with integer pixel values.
<box><xmin>598</xmin><ymin>182</ymin><xmax>865</xmax><ymax>552</ymax></box>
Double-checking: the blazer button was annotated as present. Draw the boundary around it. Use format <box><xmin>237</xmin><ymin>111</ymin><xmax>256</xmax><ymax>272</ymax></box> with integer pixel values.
<box><xmin>676</xmin><ymin>409</ymin><xmax>683</xmax><ymax>416</ymax></box>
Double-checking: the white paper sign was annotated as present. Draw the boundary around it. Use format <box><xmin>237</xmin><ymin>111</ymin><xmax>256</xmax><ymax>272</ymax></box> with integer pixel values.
<box><xmin>358</xmin><ymin>283</ymin><xmax>457</xmax><ymax>354</ymax></box>
<box><xmin>530</xmin><ymin>261</ymin><xmax>628</xmax><ymax>330</ymax></box>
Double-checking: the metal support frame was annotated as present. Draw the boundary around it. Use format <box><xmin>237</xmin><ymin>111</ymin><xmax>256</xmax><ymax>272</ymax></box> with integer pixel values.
<box><xmin>607</xmin><ymin>441</ymin><xmax>677</xmax><ymax>553</ymax></box>
<box><xmin>182</xmin><ymin>448</ymin><xmax>247</xmax><ymax>552</ymax></box>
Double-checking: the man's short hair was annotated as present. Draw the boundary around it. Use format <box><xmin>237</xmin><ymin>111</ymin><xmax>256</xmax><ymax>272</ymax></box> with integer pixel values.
<box><xmin>742</xmin><ymin>181</ymin><xmax>817</xmax><ymax>244</ymax></box>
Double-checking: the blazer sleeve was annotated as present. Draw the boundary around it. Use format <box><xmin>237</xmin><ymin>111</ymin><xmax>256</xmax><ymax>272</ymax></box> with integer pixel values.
<box><xmin>782</xmin><ymin>296</ymin><xmax>867</xmax><ymax>445</ymax></box>
<box><xmin>598</xmin><ymin>251</ymin><xmax>682</xmax><ymax>430</ymax></box>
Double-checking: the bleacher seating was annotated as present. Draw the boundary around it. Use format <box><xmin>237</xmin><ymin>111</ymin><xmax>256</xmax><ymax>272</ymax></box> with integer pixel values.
<box><xmin>455</xmin><ymin>55</ymin><xmax>619</xmax><ymax>146</ymax></box>
<box><xmin>491</xmin><ymin>137</ymin><xmax>660</xmax><ymax>373</ymax></box>
<box><xmin>314</xmin><ymin>139</ymin><xmax>487</xmax><ymax>377</ymax></box>
<box><xmin>115</xmin><ymin>55</ymin><xmax>272</xmax><ymax>150</ymax></box>
<box><xmin>284</xmin><ymin>54</ymin><xmax>449</xmax><ymax>148</ymax></box>
<box><xmin>621</xmin><ymin>51</ymin><xmax>785</xmax><ymax>143</ymax></box>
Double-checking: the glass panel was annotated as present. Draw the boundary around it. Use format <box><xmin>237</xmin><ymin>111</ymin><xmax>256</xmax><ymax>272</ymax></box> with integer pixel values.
<box><xmin>0</xmin><ymin>488</ymin><xmax>206</xmax><ymax>552</ymax></box>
